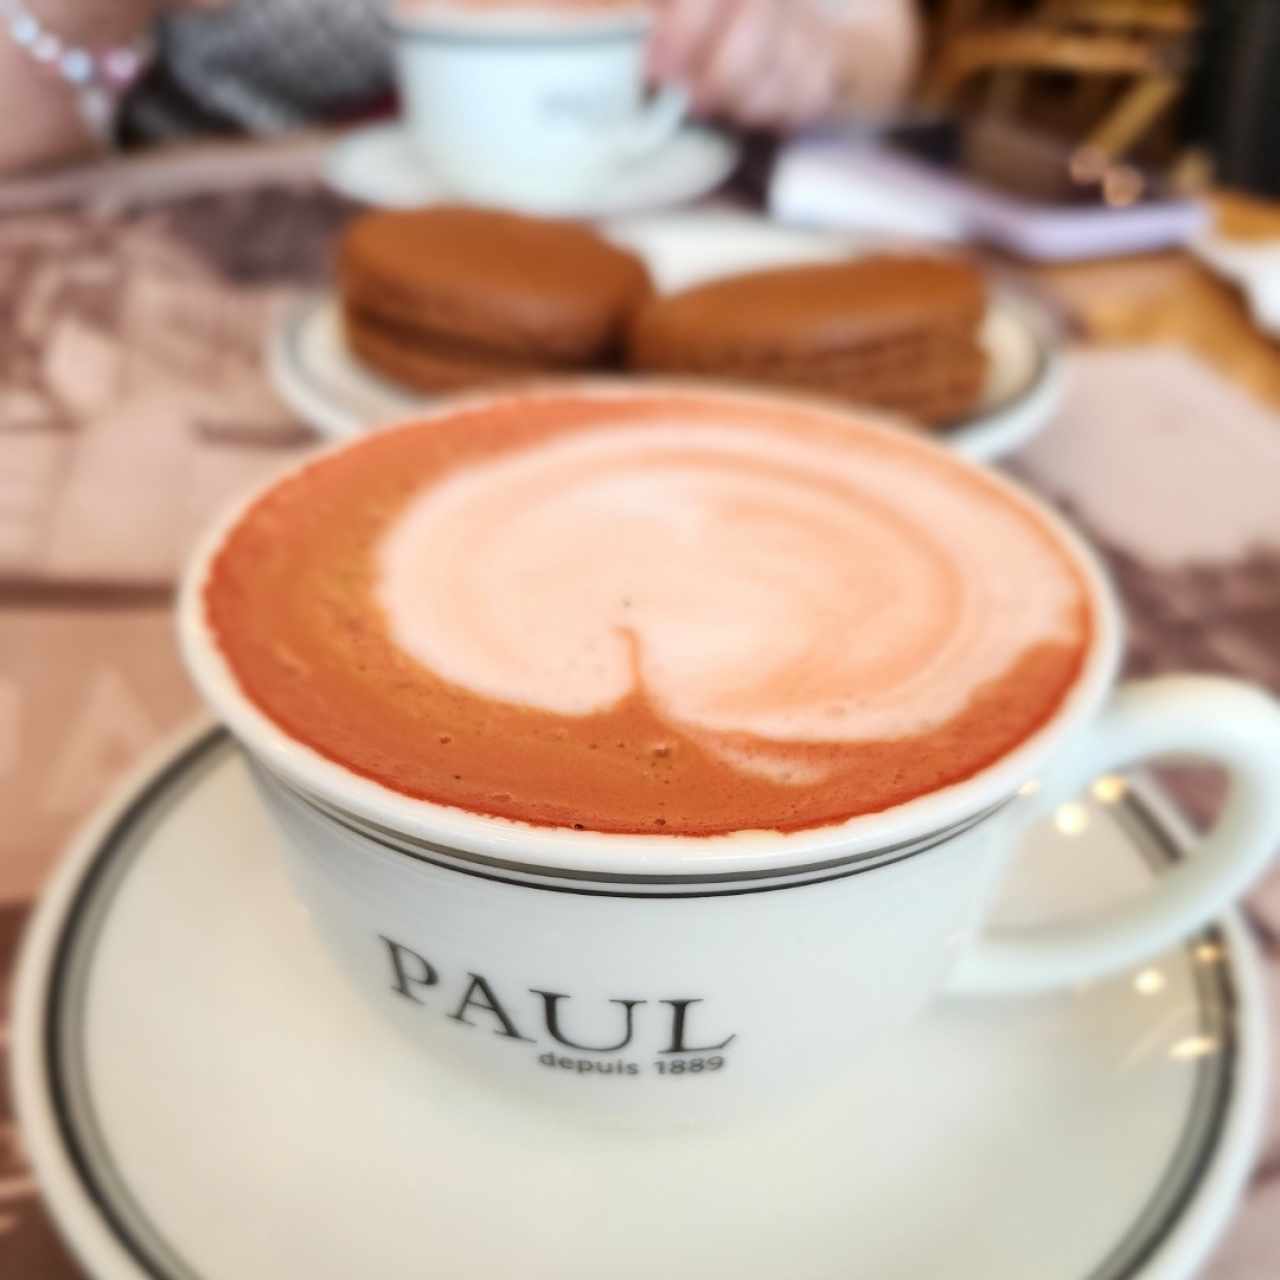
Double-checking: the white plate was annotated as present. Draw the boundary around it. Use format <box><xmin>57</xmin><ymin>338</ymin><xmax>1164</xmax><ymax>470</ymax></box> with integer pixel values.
<box><xmin>1190</xmin><ymin>232</ymin><xmax>1280</xmax><ymax>338</ymax></box>
<box><xmin>13</xmin><ymin>726</ymin><xmax>1267</xmax><ymax>1280</ymax></box>
<box><xmin>324</xmin><ymin>120</ymin><xmax>740</xmax><ymax>217</ymax></box>
<box><xmin>269</xmin><ymin>286</ymin><xmax>1059</xmax><ymax>462</ymax></box>
<box><xmin>272</xmin><ymin>209</ymin><xmax>1060</xmax><ymax>458</ymax></box>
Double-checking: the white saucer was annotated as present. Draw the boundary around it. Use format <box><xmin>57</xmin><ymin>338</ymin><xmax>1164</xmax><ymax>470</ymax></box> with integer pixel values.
<box><xmin>1190</xmin><ymin>232</ymin><xmax>1280</xmax><ymax>338</ymax></box>
<box><xmin>271</xmin><ymin>211</ymin><xmax>1060</xmax><ymax>458</ymax></box>
<box><xmin>324</xmin><ymin>120</ymin><xmax>740</xmax><ymax>217</ymax></box>
<box><xmin>13</xmin><ymin>726</ymin><xmax>1267</xmax><ymax>1280</ymax></box>
<box><xmin>269</xmin><ymin>286</ymin><xmax>1059</xmax><ymax>460</ymax></box>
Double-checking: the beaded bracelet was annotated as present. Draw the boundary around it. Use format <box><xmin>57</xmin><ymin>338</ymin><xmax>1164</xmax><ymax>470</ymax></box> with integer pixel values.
<box><xmin>1</xmin><ymin>1</ymin><xmax>154</xmax><ymax>141</ymax></box>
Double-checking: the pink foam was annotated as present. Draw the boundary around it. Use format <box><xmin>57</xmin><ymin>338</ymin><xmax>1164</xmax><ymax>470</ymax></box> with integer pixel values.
<box><xmin>375</xmin><ymin>419</ymin><xmax>1081</xmax><ymax>779</ymax></box>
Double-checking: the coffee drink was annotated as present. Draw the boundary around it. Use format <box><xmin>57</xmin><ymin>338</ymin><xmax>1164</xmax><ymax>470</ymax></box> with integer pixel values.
<box><xmin>204</xmin><ymin>387</ymin><xmax>1091</xmax><ymax>835</ymax></box>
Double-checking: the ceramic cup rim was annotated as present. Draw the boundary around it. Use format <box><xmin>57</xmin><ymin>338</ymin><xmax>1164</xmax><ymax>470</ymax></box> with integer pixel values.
<box><xmin>384</xmin><ymin>2</ymin><xmax>654</xmax><ymax>40</ymax></box>
<box><xmin>177</xmin><ymin>378</ymin><xmax>1122</xmax><ymax>879</ymax></box>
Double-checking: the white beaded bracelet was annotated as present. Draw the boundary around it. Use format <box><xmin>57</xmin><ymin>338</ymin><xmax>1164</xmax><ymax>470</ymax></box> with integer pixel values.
<box><xmin>1</xmin><ymin>0</ymin><xmax>154</xmax><ymax>140</ymax></box>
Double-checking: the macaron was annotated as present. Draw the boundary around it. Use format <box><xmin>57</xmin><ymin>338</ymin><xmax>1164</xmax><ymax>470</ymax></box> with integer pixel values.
<box><xmin>626</xmin><ymin>255</ymin><xmax>988</xmax><ymax>425</ymax></box>
<box><xmin>340</xmin><ymin>206</ymin><xmax>653</xmax><ymax>392</ymax></box>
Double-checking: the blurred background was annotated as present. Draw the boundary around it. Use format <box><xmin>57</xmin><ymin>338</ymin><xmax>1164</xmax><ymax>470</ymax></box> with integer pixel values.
<box><xmin>2</xmin><ymin>1</ymin><xmax>1280</xmax><ymax>1276</ymax></box>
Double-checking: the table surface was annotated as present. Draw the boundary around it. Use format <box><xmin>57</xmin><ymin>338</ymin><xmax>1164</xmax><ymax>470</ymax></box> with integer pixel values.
<box><xmin>1034</xmin><ymin>191</ymin><xmax>1280</xmax><ymax>413</ymax></box>
<box><xmin>2</xmin><ymin>137</ymin><xmax>1279</xmax><ymax>1278</ymax></box>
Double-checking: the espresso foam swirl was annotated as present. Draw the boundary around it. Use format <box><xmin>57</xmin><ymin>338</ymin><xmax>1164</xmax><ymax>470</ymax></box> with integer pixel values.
<box><xmin>375</xmin><ymin>420</ymin><xmax>1079</xmax><ymax>779</ymax></box>
<box><xmin>205</xmin><ymin>390</ymin><xmax>1091</xmax><ymax>832</ymax></box>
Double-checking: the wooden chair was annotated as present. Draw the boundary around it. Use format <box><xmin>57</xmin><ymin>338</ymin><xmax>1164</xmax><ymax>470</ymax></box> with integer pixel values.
<box><xmin>923</xmin><ymin>0</ymin><xmax>1200</xmax><ymax>168</ymax></box>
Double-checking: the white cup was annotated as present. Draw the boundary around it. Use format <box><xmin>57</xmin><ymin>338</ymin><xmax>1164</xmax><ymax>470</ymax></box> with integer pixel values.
<box><xmin>178</xmin><ymin>384</ymin><xmax>1280</xmax><ymax>1127</ymax></box>
<box><xmin>387</xmin><ymin>4</ymin><xmax>688</xmax><ymax>212</ymax></box>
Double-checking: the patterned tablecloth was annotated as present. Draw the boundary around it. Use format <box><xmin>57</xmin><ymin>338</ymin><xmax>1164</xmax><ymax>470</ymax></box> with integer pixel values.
<box><xmin>1</xmin><ymin>143</ymin><xmax>1279</xmax><ymax>1277</ymax></box>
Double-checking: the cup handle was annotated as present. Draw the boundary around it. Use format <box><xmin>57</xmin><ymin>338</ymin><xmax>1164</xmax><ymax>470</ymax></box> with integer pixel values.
<box><xmin>606</xmin><ymin>85</ymin><xmax>689</xmax><ymax>160</ymax></box>
<box><xmin>949</xmin><ymin>674</ymin><xmax>1280</xmax><ymax>995</ymax></box>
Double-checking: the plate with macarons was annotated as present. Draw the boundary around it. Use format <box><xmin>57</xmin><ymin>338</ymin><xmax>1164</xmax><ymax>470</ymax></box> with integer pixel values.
<box><xmin>268</xmin><ymin>206</ymin><xmax>1062</xmax><ymax>463</ymax></box>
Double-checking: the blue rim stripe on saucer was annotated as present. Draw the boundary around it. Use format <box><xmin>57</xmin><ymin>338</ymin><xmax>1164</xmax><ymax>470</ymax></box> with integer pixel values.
<box><xmin>39</xmin><ymin>731</ymin><xmax>1241</xmax><ymax>1280</ymax></box>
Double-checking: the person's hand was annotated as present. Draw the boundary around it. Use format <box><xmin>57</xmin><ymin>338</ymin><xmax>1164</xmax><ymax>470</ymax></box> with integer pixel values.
<box><xmin>0</xmin><ymin>0</ymin><xmax>237</xmax><ymax>176</ymax></box>
<box><xmin>647</xmin><ymin>0</ymin><xmax>846</xmax><ymax>130</ymax></box>
<box><xmin>38</xmin><ymin>0</ymin><xmax>233</xmax><ymax>46</ymax></box>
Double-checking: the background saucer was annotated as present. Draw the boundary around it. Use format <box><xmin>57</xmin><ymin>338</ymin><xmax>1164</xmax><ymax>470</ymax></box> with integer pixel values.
<box><xmin>324</xmin><ymin>120</ymin><xmax>740</xmax><ymax>217</ymax></box>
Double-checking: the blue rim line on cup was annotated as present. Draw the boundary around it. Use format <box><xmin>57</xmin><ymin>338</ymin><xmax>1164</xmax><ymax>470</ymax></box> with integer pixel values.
<box><xmin>257</xmin><ymin>759</ymin><xmax>1013</xmax><ymax>895</ymax></box>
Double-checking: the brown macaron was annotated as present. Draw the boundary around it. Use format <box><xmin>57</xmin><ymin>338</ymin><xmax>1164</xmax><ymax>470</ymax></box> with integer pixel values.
<box><xmin>340</xmin><ymin>206</ymin><xmax>653</xmax><ymax>392</ymax></box>
<box><xmin>627</xmin><ymin>255</ymin><xmax>988</xmax><ymax>425</ymax></box>
<box><xmin>343</xmin><ymin>315</ymin><xmax>563</xmax><ymax>395</ymax></box>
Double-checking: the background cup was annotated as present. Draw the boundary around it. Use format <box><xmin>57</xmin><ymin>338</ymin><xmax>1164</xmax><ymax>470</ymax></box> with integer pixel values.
<box><xmin>388</xmin><ymin>4</ymin><xmax>687</xmax><ymax>212</ymax></box>
<box><xmin>178</xmin><ymin>385</ymin><xmax>1280</xmax><ymax>1127</ymax></box>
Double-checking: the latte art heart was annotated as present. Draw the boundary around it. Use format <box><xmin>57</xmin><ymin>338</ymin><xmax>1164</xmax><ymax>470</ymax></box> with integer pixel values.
<box><xmin>376</xmin><ymin>422</ymin><xmax>1080</xmax><ymax>769</ymax></box>
<box><xmin>204</xmin><ymin>389</ymin><xmax>1091</xmax><ymax>835</ymax></box>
